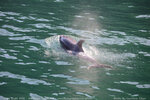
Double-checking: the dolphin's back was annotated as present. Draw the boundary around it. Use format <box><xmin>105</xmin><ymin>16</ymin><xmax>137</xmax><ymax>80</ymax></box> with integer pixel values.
<box><xmin>59</xmin><ymin>36</ymin><xmax>75</xmax><ymax>51</ymax></box>
<box><xmin>59</xmin><ymin>35</ymin><xmax>84</xmax><ymax>53</ymax></box>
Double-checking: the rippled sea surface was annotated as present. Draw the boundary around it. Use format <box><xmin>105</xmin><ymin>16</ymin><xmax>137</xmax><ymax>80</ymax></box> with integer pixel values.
<box><xmin>0</xmin><ymin>0</ymin><xmax>150</xmax><ymax>99</ymax></box>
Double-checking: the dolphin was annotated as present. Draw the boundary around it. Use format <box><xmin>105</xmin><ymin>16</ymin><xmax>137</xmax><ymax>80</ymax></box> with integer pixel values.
<box><xmin>59</xmin><ymin>35</ymin><xmax>84</xmax><ymax>55</ymax></box>
<box><xmin>59</xmin><ymin>35</ymin><xmax>112</xmax><ymax>69</ymax></box>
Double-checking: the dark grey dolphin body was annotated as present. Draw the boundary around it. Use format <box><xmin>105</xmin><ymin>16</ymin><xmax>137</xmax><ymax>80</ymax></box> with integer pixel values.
<box><xmin>59</xmin><ymin>35</ymin><xmax>84</xmax><ymax>55</ymax></box>
<box><xmin>59</xmin><ymin>35</ymin><xmax>112</xmax><ymax>69</ymax></box>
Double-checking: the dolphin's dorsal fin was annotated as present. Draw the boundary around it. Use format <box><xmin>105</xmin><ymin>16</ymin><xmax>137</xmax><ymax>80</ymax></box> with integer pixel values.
<box><xmin>76</xmin><ymin>40</ymin><xmax>84</xmax><ymax>52</ymax></box>
<box><xmin>77</xmin><ymin>40</ymin><xmax>84</xmax><ymax>47</ymax></box>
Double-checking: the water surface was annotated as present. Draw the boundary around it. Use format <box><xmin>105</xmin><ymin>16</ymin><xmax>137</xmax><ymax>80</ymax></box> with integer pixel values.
<box><xmin>0</xmin><ymin>0</ymin><xmax>150</xmax><ymax>99</ymax></box>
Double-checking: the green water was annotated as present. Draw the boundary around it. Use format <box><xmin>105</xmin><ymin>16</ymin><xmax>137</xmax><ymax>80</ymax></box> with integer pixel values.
<box><xmin>0</xmin><ymin>0</ymin><xmax>150</xmax><ymax>99</ymax></box>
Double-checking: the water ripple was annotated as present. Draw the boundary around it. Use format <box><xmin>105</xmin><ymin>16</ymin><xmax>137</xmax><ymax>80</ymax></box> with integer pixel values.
<box><xmin>2</xmin><ymin>25</ymin><xmax>36</xmax><ymax>32</ymax></box>
<box><xmin>0</xmin><ymin>96</ymin><xmax>8</xmax><ymax>100</ymax></box>
<box><xmin>94</xmin><ymin>37</ymin><xmax>129</xmax><ymax>45</ymax></box>
<box><xmin>30</xmin><ymin>93</ymin><xmax>56</xmax><ymax>100</ymax></box>
<box><xmin>54</xmin><ymin>0</ymin><xmax>64</xmax><ymax>3</ymax></box>
<box><xmin>0</xmin><ymin>11</ymin><xmax>20</xmax><ymax>16</ymax></box>
<box><xmin>19</xmin><ymin>16</ymin><xmax>51</xmax><ymax>22</ymax></box>
<box><xmin>125</xmin><ymin>36</ymin><xmax>150</xmax><ymax>46</ymax></box>
<box><xmin>0</xmin><ymin>54</ymin><xmax>17</xmax><ymax>60</ymax></box>
<box><xmin>55</xmin><ymin>61</ymin><xmax>73</xmax><ymax>65</ymax></box>
<box><xmin>135</xmin><ymin>15</ymin><xmax>150</xmax><ymax>19</ymax></box>
<box><xmin>139</xmin><ymin>51</ymin><xmax>150</xmax><ymax>57</ymax></box>
<box><xmin>50</xmin><ymin>74</ymin><xmax>90</xmax><ymax>85</ymax></box>
<box><xmin>15</xmin><ymin>62</ymin><xmax>36</xmax><ymax>65</ymax></box>
<box><xmin>114</xmin><ymin>81</ymin><xmax>150</xmax><ymax>89</ymax></box>
<box><xmin>0</xmin><ymin>12</ymin><xmax>6</xmax><ymax>17</ymax></box>
<box><xmin>30</xmin><ymin>23</ymin><xmax>52</xmax><ymax>29</ymax></box>
<box><xmin>39</xmin><ymin>61</ymin><xmax>49</xmax><ymax>64</ymax></box>
<box><xmin>48</xmin><ymin>12</ymin><xmax>55</xmax><ymax>15</ymax></box>
<box><xmin>9</xmin><ymin>36</ymin><xmax>31</xmax><ymax>41</ymax></box>
<box><xmin>6</xmin><ymin>16</ymin><xmax>23</xmax><ymax>23</ymax></box>
<box><xmin>0</xmin><ymin>29</ymin><xmax>18</xmax><ymax>36</ymax></box>
<box><xmin>75</xmin><ymin>15</ymin><xmax>84</xmax><ymax>18</ymax></box>
<box><xmin>0</xmin><ymin>82</ymin><xmax>7</xmax><ymax>85</ymax></box>
<box><xmin>76</xmin><ymin>92</ymin><xmax>93</xmax><ymax>98</ymax></box>
<box><xmin>107</xmin><ymin>88</ymin><xmax>124</xmax><ymax>93</ymax></box>
<box><xmin>54</xmin><ymin>26</ymin><xmax>150</xmax><ymax>47</ymax></box>
<box><xmin>28</xmin><ymin>46</ymin><xmax>39</xmax><ymax>51</ymax></box>
<box><xmin>8</xmin><ymin>35</ymin><xmax>44</xmax><ymax>46</ymax></box>
<box><xmin>0</xmin><ymin>48</ymin><xmax>7</xmax><ymax>53</ymax></box>
<box><xmin>91</xmin><ymin>86</ymin><xmax>100</xmax><ymax>90</ymax></box>
<box><xmin>136</xmin><ymin>84</ymin><xmax>150</xmax><ymax>88</ymax></box>
<box><xmin>110</xmin><ymin>31</ymin><xmax>126</xmax><ymax>36</ymax></box>
<box><xmin>114</xmin><ymin>81</ymin><xmax>139</xmax><ymax>85</ymax></box>
<box><xmin>0</xmin><ymin>72</ymin><xmax>51</xmax><ymax>85</ymax></box>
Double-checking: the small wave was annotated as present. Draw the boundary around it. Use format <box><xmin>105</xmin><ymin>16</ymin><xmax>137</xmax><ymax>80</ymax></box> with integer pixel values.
<box><xmin>125</xmin><ymin>36</ymin><xmax>150</xmax><ymax>46</ymax></box>
<box><xmin>48</xmin><ymin>12</ymin><xmax>55</xmax><ymax>15</ymax></box>
<box><xmin>0</xmin><ymin>96</ymin><xmax>8</xmax><ymax>100</ymax></box>
<box><xmin>135</xmin><ymin>15</ymin><xmax>150</xmax><ymax>19</ymax></box>
<box><xmin>30</xmin><ymin>93</ymin><xmax>56</xmax><ymax>100</ymax></box>
<box><xmin>0</xmin><ymin>29</ymin><xmax>17</xmax><ymax>36</ymax></box>
<box><xmin>54</xmin><ymin>0</ymin><xmax>64</xmax><ymax>3</ymax></box>
<box><xmin>107</xmin><ymin>88</ymin><xmax>124</xmax><ymax>93</ymax></box>
<box><xmin>0</xmin><ymin>11</ymin><xmax>6</xmax><ymax>17</ymax></box>
<box><xmin>75</xmin><ymin>15</ymin><xmax>84</xmax><ymax>18</ymax></box>
<box><xmin>114</xmin><ymin>81</ymin><xmax>150</xmax><ymax>89</ymax></box>
<box><xmin>139</xmin><ymin>51</ymin><xmax>150</xmax><ymax>57</ymax></box>
<box><xmin>110</xmin><ymin>31</ymin><xmax>126</xmax><ymax>36</ymax></box>
<box><xmin>30</xmin><ymin>23</ymin><xmax>52</xmax><ymax>29</ymax></box>
<box><xmin>19</xmin><ymin>16</ymin><xmax>51</xmax><ymax>22</ymax></box>
<box><xmin>0</xmin><ymin>48</ymin><xmax>7</xmax><ymax>53</ymax></box>
<box><xmin>91</xmin><ymin>86</ymin><xmax>100</xmax><ymax>90</ymax></box>
<box><xmin>6</xmin><ymin>16</ymin><xmax>23</xmax><ymax>22</ymax></box>
<box><xmin>0</xmin><ymin>71</ymin><xmax>51</xmax><ymax>85</ymax></box>
<box><xmin>28</xmin><ymin>46</ymin><xmax>39</xmax><ymax>51</ymax></box>
<box><xmin>128</xmin><ymin>5</ymin><xmax>134</xmax><ymax>8</ymax></box>
<box><xmin>114</xmin><ymin>81</ymin><xmax>139</xmax><ymax>85</ymax></box>
<box><xmin>136</xmin><ymin>84</ymin><xmax>150</xmax><ymax>88</ymax></box>
<box><xmin>50</xmin><ymin>74</ymin><xmax>90</xmax><ymax>85</ymax></box>
<box><xmin>15</xmin><ymin>62</ymin><xmax>36</xmax><ymax>65</ymax></box>
<box><xmin>93</xmin><ymin>37</ymin><xmax>129</xmax><ymax>45</ymax></box>
<box><xmin>0</xmin><ymin>11</ymin><xmax>20</xmax><ymax>16</ymax></box>
<box><xmin>0</xmin><ymin>82</ymin><xmax>7</xmax><ymax>85</ymax></box>
<box><xmin>8</xmin><ymin>35</ymin><xmax>44</xmax><ymax>46</ymax></box>
<box><xmin>76</xmin><ymin>92</ymin><xmax>93</xmax><ymax>98</ymax></box>
<box><xmin>55</xmin><ymin>61</ymin><xmax>73</xmax><ymax>65</ymax></box>
<box><xmin>2</xmin><ymin>25</ymin><xmax>36</xmax><ymax>32</ymax></box>
<box><xmin>0</xmin><ymin>54</ymin><xmax>17</xmax><ymax>60</ymax></box>
<box><xmin>39</xmin><ymin>61</ymin><xmax>50</xmax><ymax>64</ymax></box>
